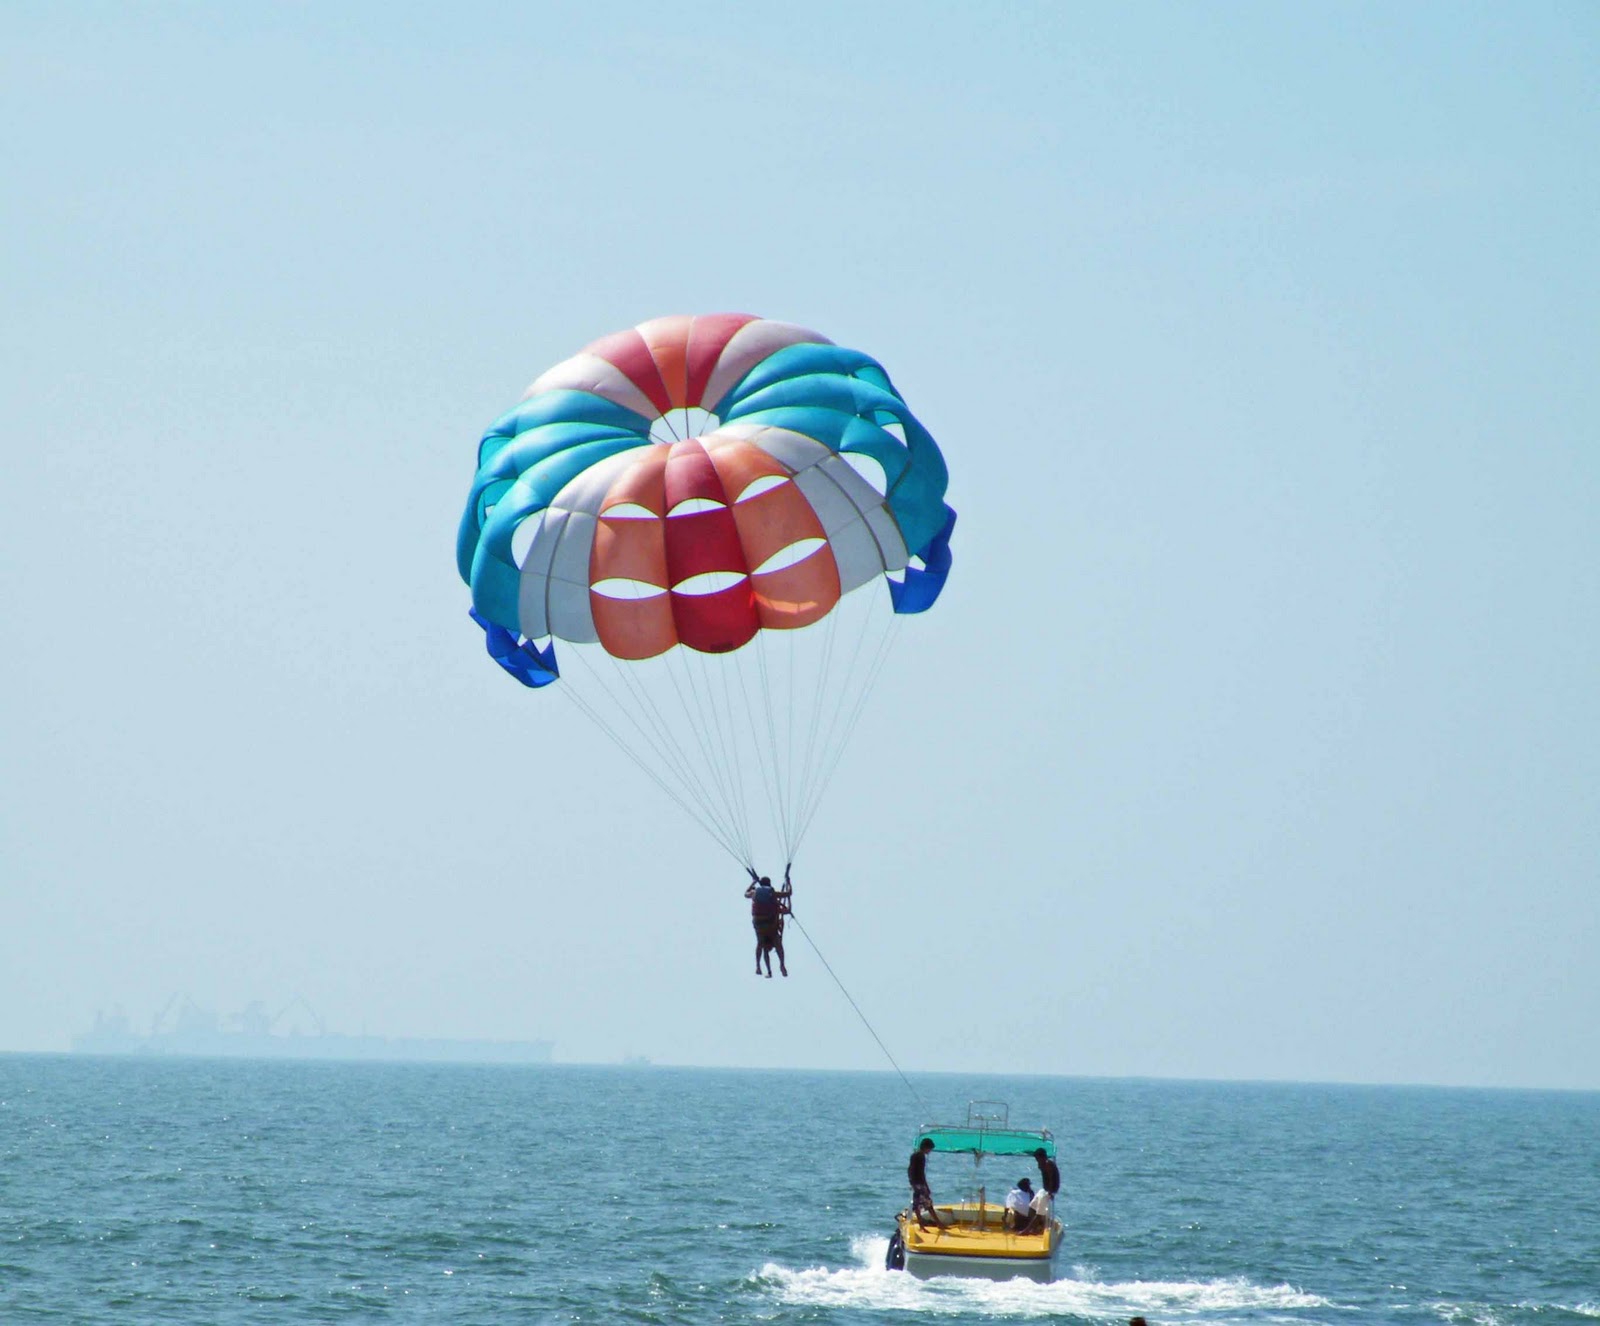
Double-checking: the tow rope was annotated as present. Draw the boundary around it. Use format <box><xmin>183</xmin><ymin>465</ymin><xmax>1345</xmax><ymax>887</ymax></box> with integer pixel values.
<box><xmin>785</xmin><ymin>906</ymin><xmax>925</xmax><ymax>1115</ymax></box>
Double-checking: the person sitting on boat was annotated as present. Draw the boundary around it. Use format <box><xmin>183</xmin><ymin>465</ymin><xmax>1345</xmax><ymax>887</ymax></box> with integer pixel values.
<box><xmin>743</xmin><ymin>870</ymin><xmax>789</xmax><ymax>978</ymax></box>
<box><xmin>1006</xmin><ymin>1178</ymin><xmax>1042</xmax><ymax>1233</ymax></box>
<box><xmin>907</xmin><ymin>1137</ymin><xmax>948</xmax><ymax>1229</ymax></box>
<box><xmin>1032</xmin><ymin>1146</ymin><xmax>1060</xmax><ymax>1214</ymax></box>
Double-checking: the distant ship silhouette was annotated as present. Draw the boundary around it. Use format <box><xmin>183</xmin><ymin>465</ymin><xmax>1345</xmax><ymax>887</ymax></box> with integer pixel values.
<box><xmin>72</xmin><ymin>996</ymin><xmax>553</xmax><ymax>1065</ymax></box>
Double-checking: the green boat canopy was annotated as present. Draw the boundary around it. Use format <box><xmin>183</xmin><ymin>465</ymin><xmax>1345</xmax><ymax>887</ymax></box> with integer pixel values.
<box><xmin>916</xmin><ymin>1125</ymin><xmax>1055</xmax><ymax>1158</ymax></box>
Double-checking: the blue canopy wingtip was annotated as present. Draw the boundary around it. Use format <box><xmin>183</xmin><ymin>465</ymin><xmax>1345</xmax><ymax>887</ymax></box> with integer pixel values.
<box><xmin>470</xmin><ymin>608</ymin><xmax>560</xmax><ymax>688</ymax></box>
<box><xmin>889</xmin><ymin>505</ymin><xmax>956</xmax><ymax>615</ymax></box>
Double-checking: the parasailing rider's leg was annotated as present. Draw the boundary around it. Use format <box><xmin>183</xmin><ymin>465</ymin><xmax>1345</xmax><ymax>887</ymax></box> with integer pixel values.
<box><xmin>774</xmin><ymin>866</ymin><xmax>792</xmax><ymax>977</ymax></box>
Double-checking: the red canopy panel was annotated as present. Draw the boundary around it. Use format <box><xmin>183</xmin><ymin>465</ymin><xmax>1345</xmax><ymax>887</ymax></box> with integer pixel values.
<box><xmin>670</xmin><ymin>580</ymin><xmax>760</xmax><ymax>654</ymax></box>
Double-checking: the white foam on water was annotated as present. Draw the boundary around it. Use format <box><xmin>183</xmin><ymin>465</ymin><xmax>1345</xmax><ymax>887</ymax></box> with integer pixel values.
<box><xmin>1423</xmin><ymin>1300</ymin><xmax>1600</xmax><ymax>1326</ymax></box>
<box><xmin>1443</xmin><ymin>1304</ymin><xmax>1600</xmax><ymax>1325</ymax></box>
<box><xmin>752</xmin><ymin>1234</ymin><xmax>1336</xmax><ymax>1320</ymax></box>
<box><xmin>1427</xmin><ymin>1304</ymin><xmax>1504</xmax><ymax>1326</ymax></box>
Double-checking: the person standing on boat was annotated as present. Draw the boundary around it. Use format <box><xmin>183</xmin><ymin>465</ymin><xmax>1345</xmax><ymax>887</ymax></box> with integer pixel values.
<box><xmin>1032</xmin><ymin>1147</ymin><xmax>1060</xmax><ymax>1214</ymax></box>
<box><xmin>907</xmin><ymin>1137</ymin><xmax>948</xmax><ymax>1229</ymax></box>
<box><xmin>743</xmin><ymin>870</ymin><xmax>789</xmax><ymax>978</ymax></box>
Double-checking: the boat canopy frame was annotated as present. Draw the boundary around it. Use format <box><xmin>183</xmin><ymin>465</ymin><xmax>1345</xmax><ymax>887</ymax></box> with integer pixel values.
<box><xmin>914</xmin><ymin>1100</ymin><xmax>1055</xmax><ymax>1159</ymax></box>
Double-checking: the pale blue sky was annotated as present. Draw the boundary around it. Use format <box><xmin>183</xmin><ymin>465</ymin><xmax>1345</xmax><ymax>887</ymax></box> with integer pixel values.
<box><xmin>3</xmin><ymin>2</ymin><xmax>1596</xmax><ymax>1088</ymax></box>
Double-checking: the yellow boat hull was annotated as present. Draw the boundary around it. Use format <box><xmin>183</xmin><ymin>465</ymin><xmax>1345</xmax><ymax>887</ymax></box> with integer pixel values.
<box><xmin>895</xmin><ymin>1202</ymin><xmax>1061</xmax><ymax>1281</ymax></box>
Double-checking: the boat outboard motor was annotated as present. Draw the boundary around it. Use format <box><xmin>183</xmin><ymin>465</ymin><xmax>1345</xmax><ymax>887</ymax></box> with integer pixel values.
<box><xmin>885</xmin><ymin>1227</ymin><xmax>905</xmax><ymax>1271</ymax></box>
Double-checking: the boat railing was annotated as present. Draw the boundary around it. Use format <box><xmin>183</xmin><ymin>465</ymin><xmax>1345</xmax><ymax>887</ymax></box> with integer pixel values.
<box><xmin>966</xmin><ymin>1100</ymin><xmax>1009</xmax><ymax>1128</ymax></box>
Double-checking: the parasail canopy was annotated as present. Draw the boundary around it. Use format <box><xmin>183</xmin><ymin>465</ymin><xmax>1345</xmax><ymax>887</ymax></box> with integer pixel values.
<box><xmin>458</xmin><ymin>314</ymin><xmax>955</xmax><ymax>869</ymax></box>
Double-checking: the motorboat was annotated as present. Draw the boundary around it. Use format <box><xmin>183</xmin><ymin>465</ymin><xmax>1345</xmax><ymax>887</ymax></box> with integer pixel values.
<box><xmin>886</xmin><ymin>1101</ymin><xmax>1063</xmax><ymax>1281</ymax></box>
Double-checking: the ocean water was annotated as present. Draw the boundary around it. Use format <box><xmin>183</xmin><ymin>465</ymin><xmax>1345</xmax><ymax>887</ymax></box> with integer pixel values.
<box><xmin>1</xmin><ymin>1057</ymin><xmax>1596</xmax><ymax>1324</ymax></box>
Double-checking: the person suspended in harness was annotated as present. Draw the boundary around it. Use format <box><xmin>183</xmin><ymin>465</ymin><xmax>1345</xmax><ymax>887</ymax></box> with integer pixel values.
<box><xmin>743</xmin><ymin>867</ymin><xmax>792</xmax><ymax>978</ymax></box>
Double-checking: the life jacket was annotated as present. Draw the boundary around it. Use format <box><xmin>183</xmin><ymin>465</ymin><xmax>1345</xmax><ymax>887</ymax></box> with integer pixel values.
<box><xmin>751</xmin><ymin>885</ymin><xmax>779</xmax><ymax>921</ymax></box>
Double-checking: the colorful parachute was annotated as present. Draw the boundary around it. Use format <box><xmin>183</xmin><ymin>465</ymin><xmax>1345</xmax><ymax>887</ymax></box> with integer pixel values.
<box><xmin>458</xmin><ymin>314</ymin><xmax>954</xmax><ymax>867</ymax></box>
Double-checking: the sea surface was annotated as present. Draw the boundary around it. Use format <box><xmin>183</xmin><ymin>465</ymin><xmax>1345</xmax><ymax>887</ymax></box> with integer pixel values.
<box><xmin>1</xmin><ymin>1056</ymin><xmax>1596</xmax><ymax>1324</ymax></box>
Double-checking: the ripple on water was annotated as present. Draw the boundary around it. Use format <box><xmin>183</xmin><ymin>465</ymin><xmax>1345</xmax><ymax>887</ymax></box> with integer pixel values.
<box><xmin>4</xmin><ymin>1060</ymin><xmax>1596</xmax><ymax>1326</ymax></box>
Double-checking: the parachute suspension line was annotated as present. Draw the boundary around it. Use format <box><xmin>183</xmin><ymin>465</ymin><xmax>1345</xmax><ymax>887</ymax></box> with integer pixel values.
<box><xmin>556</xmin><ymin>679</ymin><xmax>747</xmax><ymax>866</ymax></box>
<box><xmin>615</xmin><ymin>651</ymin><xmax>753</xmax><ymax>865</ymax></box>
<box><xmin>564</xmin><ymin>649</ymin><xmax>749</xmax><ymax>863</ymax></box>
<box><xmin>783</xmin><ymin>588</ymin><xmax>888</xmax><ymax>859</ymax></box>
<box><xmin>791</xmin><ymin>600</ymin><xmax>844</xmax><ymax>857</ymax></box>
<box><xmin>661</xmin><ymin>646</ymin><xmax>753</xmax><ymax>863</ymax></box>
<box><xmin>797</xmin><ymin>612</ymin><xmax>902</xmax><ymax>852</ymax></box>
<box><xmin>787</xmin><ymin>911</ymin><xmax>925</xmax><ymax>1115</ymax></box>
<box><xmin>697</xmin><ymin>649</ymin><xmax>758</xmax><ymax>857</ymax></box>
<box><xmin>753</xmin><ymin>639</ymin><xmax>795</xmax><ymax>859</ymax></box>
<box><xmin>675</xmin><ymin>649</ymin><xmax>748</xmax><ymax>857</ymax></box>
<box><xmin>657</xmin><ymin>649</ymin><xmax>735</xmax><ymax>824</ymax></box>
<box><xmin>691</xmin><ymin>646</ymin><xmax>755</xmax><ymax>863</ymax></box>
<box><xmin>792</xmin><ymin>587</ymin><xmax>874</xmax><ymax>848</ymax></box>
<box><xmin>711</xmin><ymin>650</ymin><xmax>756</xmax><ymax>862</ymax></box>
<box><xmin>699</xmin><ymin>651</ymin><xmax>756</xmax><ymax>867</ymax></box>
<box><xmin>602</xmin><ymin>648</ymin><xmax>751</xmax><ymax>864</ymax></box>
<box><xmin>566</xmin><ymin>650</ymin><xmax>711</xmax><ymax>821</ymax></box>
<box><xmin>731</xmin><ymin>641</ymin><xmax>789</xmax><ymax>857</ymax></box>
<box><xmin>785</xmin><ymin>627</ymin><xmax>798</xmax><ymax>858</ymax></box>
<box><xmin>579</xmin><ymin>646</ymin><xmax>752</xmax><ymax>863</ymax></box>
<box><xmin>769</xmin><ymin>626</ymin><xmax>802</xmax><ymax>861</ymax></box>
<box><xmin>650</xmin><ymin>406</ymin><xmax>685</xmax><ymax>445</ymax></box>
<box><xmin>547</xmin><ymin>577</ymin><xmax>907</xmax><ymax>873</ymax></box>
<box><xmin>793</xmin><ymin>605</ymin><xmax>903</xmax><ymax>856</ymax></box>
<box><xmin>593</xmin><ymin>649</ymin><xmax>726</xmax><ymax>827</ymax></box>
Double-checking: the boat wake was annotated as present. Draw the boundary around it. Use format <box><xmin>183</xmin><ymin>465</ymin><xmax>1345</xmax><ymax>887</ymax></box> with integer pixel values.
<box><xmin>753</xmin><ymin>1234</ymin><xmax>1334</xmax><ymax>1319</ymax></box>
<box><xmin>1425</xmin><ymin>1302</ymin><xmax>1600</xmax><ymax>1325</ymax></box>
